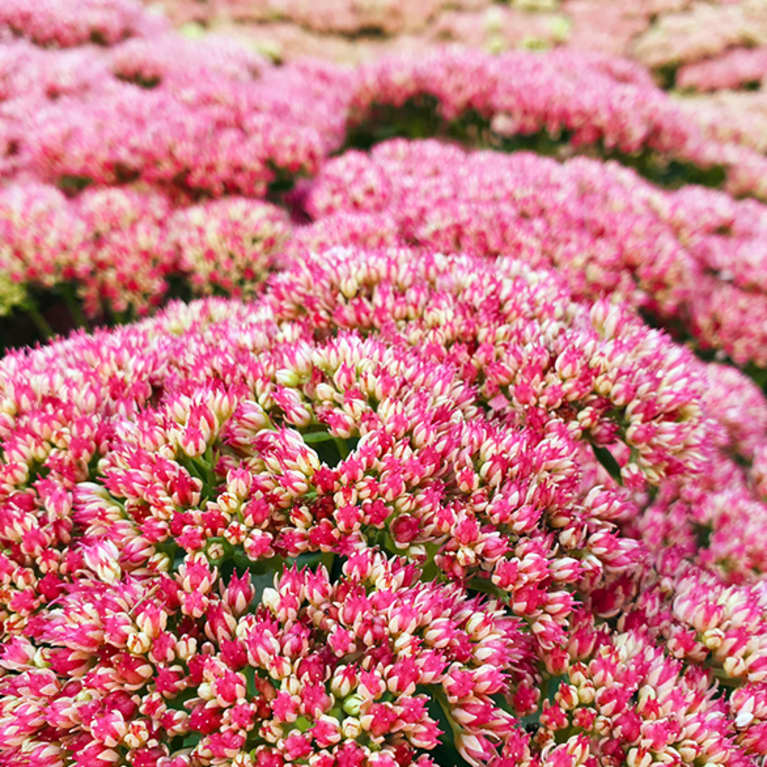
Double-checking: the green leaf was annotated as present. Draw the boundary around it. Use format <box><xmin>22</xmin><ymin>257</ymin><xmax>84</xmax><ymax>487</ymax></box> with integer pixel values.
<box><xmin>300</xmin><ymin>430</ymin><xmax>335</xmax><ymax>443</ymax></box>
<box><xmin>251</xmin><ymin>571</ymin><xmax>277</xmax><ymax>603</ymax></box>
<box><xmin>466</xmin><ymin>576</ymin><xmax>508</xmax><ymax>603</ymax></box>
<box><xmin>544</xmin><ymin>673</ymin><xmax>568</xmax><ymax>701</ymax></box>
<box><xmin>182</xmin><ymin>733</ymin><xmax>201</xmax><ymax>748</ymax></box>
<box><xmin>244</xmin><ymin>666</ymin><xmax>259</xmax><ymax>698</ymax></box>
<box><xmin>294</xmin><ymin>715</ymin><xmax>312</xmax><ymax>732</ymax></box>
<box><xmin>418</xmin><ymin>687</ymin><xmax>471</xmax><ymax>767</ymax></box>
<box><xmin>166</xmin><ymin>687</ymin><xmax>197</xmax><ymax>712</ymax></box>
<box><xmin>591</xmin><ymin>443</ymin><xmax>623</xmax><ymax>485</ymax></box>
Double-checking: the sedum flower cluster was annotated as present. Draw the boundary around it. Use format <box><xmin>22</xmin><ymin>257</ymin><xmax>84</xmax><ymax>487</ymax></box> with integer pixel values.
<box><xmin>3</xmin><ymin>1</ymin><xmax>767</xmax><ymax>766</ymax></box>
<box><xmin>0</xmin><ymin>184</ymin><xmax>289</xmax><ymax>323</ymax></box>
<box><xmin>298</xmin><ymin>139</ymin><xmax>767</xmax><ymax>369</ymax></box>
<box><xmin>1</xmin><ymin>241</ymin><xmax>767</xmax><ymax>766</ymax></box>
<box><xmin>630</xmin><ymin>0</ymin><xmax>767</xmax><ymax>72</ymax></box>
<box><xmin>677</xmin><ymin>46</ymin><xmax>767</xmax><ymax>92</ymax></box>
<box><xmin>4</xmin><ymin>0</ymin><xmax>767</xmax><ymax>343</ymax></box>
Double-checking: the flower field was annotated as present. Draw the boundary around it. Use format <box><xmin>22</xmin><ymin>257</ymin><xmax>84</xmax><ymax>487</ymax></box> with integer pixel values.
<box><xmin>3</xmin><ymin>1</ymin><xmax>767</xmax><ymax>766</ymax></box>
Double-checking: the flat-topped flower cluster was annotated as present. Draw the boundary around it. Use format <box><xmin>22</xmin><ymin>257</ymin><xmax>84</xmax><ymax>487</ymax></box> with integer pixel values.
<box><xmin>2</xmin><ymin>244</ymin><xmax>767</xmax><ymax>766</ymax></box>
<box><xmin>297</xmin><ymin>139</ymin><xmax>767</xmax><ymax>370</ymax></box>
<box><xmin>5</xmin><ymin>0</ymin><xmax>767</xmax><ymax>349</ymax></box>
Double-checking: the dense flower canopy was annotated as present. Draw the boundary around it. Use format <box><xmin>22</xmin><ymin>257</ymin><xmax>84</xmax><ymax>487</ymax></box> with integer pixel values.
<box><xmin>3</xmin><ymin>1</ymin><xmax>767</xmax><ymax>766</ymax></box>
<box><xmin>2</xmin><ymin>244</ymin><xmax>767</xmax><ymax>766</ymax></box>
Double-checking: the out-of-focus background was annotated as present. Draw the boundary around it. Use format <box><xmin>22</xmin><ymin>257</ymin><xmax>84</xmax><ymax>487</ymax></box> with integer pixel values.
<box><xmin>4</xmin><ymin>0</ymin><xmax>767</xmax><ymax>353</ymax></box>
<box><xmin>145</xmin><ymin>0</ymin><xmax>767</xmax><ymax>155</ymax></box>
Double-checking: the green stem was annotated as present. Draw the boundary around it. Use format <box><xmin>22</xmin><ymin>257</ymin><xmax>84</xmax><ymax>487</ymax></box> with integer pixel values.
<box><xmin>24</xmin><ymin>302</ymin><xmax>54</xmax><ymax>341</ymax></box>
<box><xmin>432</xmin><ymin>686</ymin><xmax>463</xmax><ymax>741</ymax></box>
<box><xmin>320</xmin><ymin>551</ymin><xmax>336</xmax><ymax>574</ymax></box>
<box><xmin>707</xmin><ymin>663</ymin><xmax>742</xmax><ymax>688</ymax></box>
<box><xmin>421</xmin><ymin>558</ymin><xmax>439</xmax><ymax>582</ymax></box>
<box><xmin>333</xmin><ymin>437</ymin><xmax>350</xmax><ymax>460</ymax></box>
<box><xmin>60</xmin><ymin>283</ymin><xmax>87</xmax><ymax>329</ymax></box>
<box><xmin>420</xmin><ymin>541</ymin><xmax>443</xmax><ymax>582</ymax></box>
<box><xmin>202</xmin><ymin>446</ymin><xmax>219</xmax><ymax>489</ymax></box>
